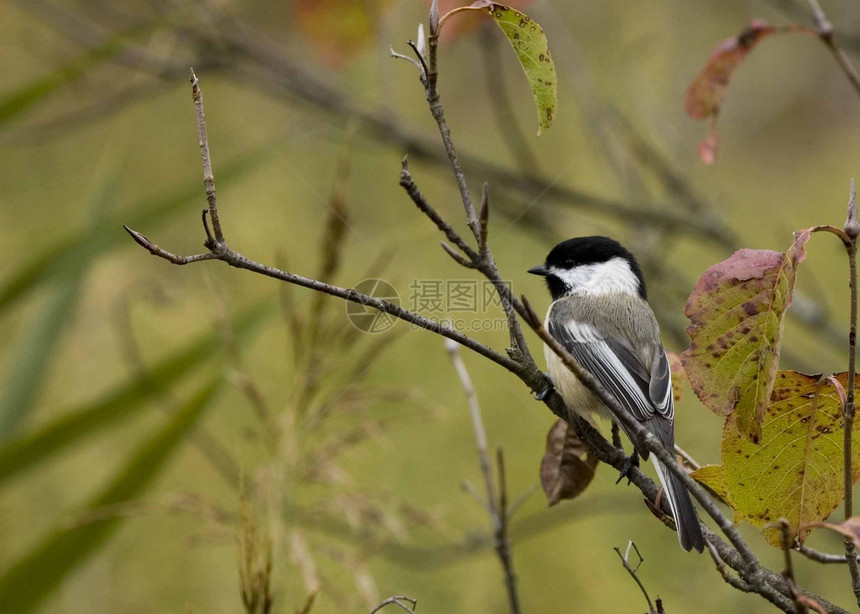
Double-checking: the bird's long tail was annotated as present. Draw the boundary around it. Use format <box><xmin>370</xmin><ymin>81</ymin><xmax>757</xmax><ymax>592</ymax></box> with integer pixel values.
<box><xmin>653</xmin><ymin>458</ymin><xmax>705</xmax><ymax>553</ymax></box>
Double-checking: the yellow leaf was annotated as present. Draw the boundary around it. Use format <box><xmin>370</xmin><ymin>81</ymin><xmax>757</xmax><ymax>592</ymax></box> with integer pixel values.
<box><xmin>720</xmin><ymin>371</ymin><xmax>860</xmax><ymax>546</ymax></box>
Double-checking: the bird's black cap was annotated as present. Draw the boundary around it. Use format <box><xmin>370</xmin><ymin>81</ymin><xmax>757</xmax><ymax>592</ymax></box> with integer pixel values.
<box><xmin>528</xmin><ymin>236</ymin><xmax>646</xmax><ymax>300</ymax></box>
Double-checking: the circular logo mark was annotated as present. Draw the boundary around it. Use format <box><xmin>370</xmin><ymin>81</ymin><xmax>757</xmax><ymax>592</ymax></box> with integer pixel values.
<box><xmin>346</xmin><ymin>279</ymin><xmax>400</xmax><ymax>333</ymax></box>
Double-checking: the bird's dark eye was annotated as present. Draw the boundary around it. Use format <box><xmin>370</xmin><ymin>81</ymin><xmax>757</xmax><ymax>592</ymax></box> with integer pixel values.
<box><xmin>563</xmin><ymin>259</ymin><xmax>575</xmax><ymax>268</ymax></box>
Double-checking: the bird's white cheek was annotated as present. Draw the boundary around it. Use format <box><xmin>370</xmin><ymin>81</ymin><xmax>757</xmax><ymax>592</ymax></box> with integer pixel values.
<box><xmin>549</xmin><ymin>257</ymin><xmax>640</xmax><ymax>297</ymax></box>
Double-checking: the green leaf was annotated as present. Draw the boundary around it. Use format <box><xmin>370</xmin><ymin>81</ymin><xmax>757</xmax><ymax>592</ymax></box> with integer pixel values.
<box><xmin>445</xmin><ymin>2</ymin><xmax>557</xmax><ymax>135</ymax></box>
<box><xmin>0</xmin><ymin>380</ymin><xmax>221</xmax><ymax>613</ymax></box>
<box><xmin>689</xmin><ymin>464</ymin><xmax>729</xmax><ymax>504</ymax></box>
<box><xmin>681</xmin><ymin>228</ymin><xmax>812</xmax><ymax>442</ymax></box>
<box><xmin>721</xmin><ymin>372</ymin><xmax>860</xmax><ymax>547</ymax></box>
<box><xmin>0</xmin><ymin>145</ymin><xmax>270</xmax><ymax>313</ymax></box>
<box><xmin>0</xmin><ymin>301</ymin><xmax>271</xmax><ymax>486</ymax></box>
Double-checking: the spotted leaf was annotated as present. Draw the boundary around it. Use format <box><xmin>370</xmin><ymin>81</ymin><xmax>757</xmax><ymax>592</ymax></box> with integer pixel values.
<box><xmin>682</xmin><ymin>228</ymin><xmax>812</xmax><ymax>441</ymax></box>
<box><xmin>690</xmin><ymin>464</ymin><xmax>729</xmax><ymax>505</ymax></box>
<box><xmin>443</xmin><ymin>2</ymin><xmax>557</xmax><ymax>135</ymax></box>
<box><xmin>721</xmin><ymin>371</ymin><xmax>860</xmax><ymax>547</ymax></box>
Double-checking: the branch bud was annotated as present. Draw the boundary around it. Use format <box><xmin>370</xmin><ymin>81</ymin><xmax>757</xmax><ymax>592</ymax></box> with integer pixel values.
<box><xmin>429</xmin><ymin>0</ymin><xmax>439</xmax><ymax>37</ymax></box>
<box><xmin>845</xmin><ymin>178</ymin><xmax>859</xmax><ymax>242</ymax></box>
<box><xmin>416</xmin><ymin>23</ymin><xmax>427</xmax><ymax>59</ymax></box>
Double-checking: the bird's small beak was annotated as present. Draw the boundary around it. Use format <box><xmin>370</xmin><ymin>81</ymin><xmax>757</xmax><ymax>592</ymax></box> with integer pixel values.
<box><xmin>528</xmin><ymin>264</ymin><xmax>549</xmax><ymax>276</ymax></box>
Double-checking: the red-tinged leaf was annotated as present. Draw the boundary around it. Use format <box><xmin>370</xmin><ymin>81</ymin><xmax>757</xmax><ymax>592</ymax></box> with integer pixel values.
<box><xmin>665</xmin><ymin>350</ymin><xmax>687</xmax><ymax>404</ymax></box>
<box><xmin>540</xmin><ymin>419</ymin><xmax>598</xmax><ymax>506</ymax></box>
<box><xmin>685</xmin><ymin>20</ymin><xmax>815</xmax><ymax>164</ymax></box>
<box><xmin>295</xmin><ymin>0</ymin><xmax>391</xmax><ymax>68</ymax></box>
<box><xmin>804</xmin><ymin>517</ymin><xmax>860</xmax><ymax>549</ymax></box>
<box><xmin>685</xmin><ymin>20</ymin><xmax>776</xmax><ymax>120</ymax></box>
<box><xmin>698</xmin><ymin>128</ymin><xmax>719</xmax><ymax>166</ymax></box>
<box><xmin>682</xmin><ymin>229</ymin><xmax>812</xmax><ymax>441</ymax></box>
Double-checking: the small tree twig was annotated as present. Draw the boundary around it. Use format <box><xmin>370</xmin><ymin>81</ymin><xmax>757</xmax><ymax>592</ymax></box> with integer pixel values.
<box><xmin>190</xmin><ymin>68</ymin><xmax>224</xmax><ymax>246</ymax></box>
<box><xmin>795</xmin><ymin>544</ymin><xmax>848</xmax><ymax>565</ymax></box>
<box><xmin>840</xmin><ymin>179</ymin><xmax>860</xmax><ymax>605</ymax></box>
<box><xmin>369</xmin><ymin>596</ymin><xmax>418</xmax><ymax>614</ymax></box>
<box><xmin>614</xmin><ymin>541</ymin><xmax>658</xmax><ymax>614</ymax></box>
<box><xmin>778</xmin><ymin>519</ymin><xmax>809</xmax><ymax>613</ymax></box>
<box><xmin>806</xmin><ymin>0</ymin><xmax>860</xmax><ymax>98</ymax></box>
<box><xmin>445</xmin><ymin>340</ymin><xmax>521</xmax><ymax>614</ymax></box>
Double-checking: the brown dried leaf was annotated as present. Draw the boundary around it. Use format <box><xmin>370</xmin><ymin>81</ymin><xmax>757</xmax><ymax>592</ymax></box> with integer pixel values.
<box><xmin>540</xmin><ymin>419</ymin><xmax>598</xmax><ymax>506</ymax></box>
<box><xmin>681</xmin><ymin>228</ymin><xmax>812</xmax><ymax>441</ymax></box>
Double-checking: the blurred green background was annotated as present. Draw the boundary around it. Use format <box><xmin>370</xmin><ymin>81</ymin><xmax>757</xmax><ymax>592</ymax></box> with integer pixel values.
<box><xmin>2</xmin><ymin>0</ymin><xmax>860</xmax><ymax>612</ymax></box>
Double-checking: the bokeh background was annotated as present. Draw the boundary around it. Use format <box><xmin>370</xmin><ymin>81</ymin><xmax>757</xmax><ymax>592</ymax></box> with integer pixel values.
<box><xmin>2</xmin><ymin>0</ymin><xmax>860</xmax><ymax>612</ymax></box>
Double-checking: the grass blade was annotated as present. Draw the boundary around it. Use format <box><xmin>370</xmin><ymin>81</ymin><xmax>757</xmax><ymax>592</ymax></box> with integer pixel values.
<box><xmin>0</xmin><ymin>172</ymin><xmax>120</xmax><ymax>438</ymax></box>
<box><xmin>0</xmin><ymin>276</ymin><xmax>85</xmax><ymax>438</ymax></box>
<box><xmin>0</xmin><ymin>300</ymin><xmax>272</xmax><ymax>486</ymax></box>
<box><xmin>0</xmin><ymin>379</ymin><xmax>222</xmax><ymax>613</ymax></box>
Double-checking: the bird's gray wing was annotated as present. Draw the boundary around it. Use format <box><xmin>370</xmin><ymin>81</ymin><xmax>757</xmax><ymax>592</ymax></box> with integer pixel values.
<box><xmin>547</xmin><ymin>316</ymin><xmax>676</xmax><ymax>453</ymax></box>
<box><xmin>648</xmin><ymin>344</ymin><xmax>675</xmax><ymax>421</ymax></box>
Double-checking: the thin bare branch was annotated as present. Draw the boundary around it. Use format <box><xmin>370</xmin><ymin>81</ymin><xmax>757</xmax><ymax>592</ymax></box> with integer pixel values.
<box><xmin>190</xmin><ymin>68</ymin><xmax>224</xmax><ymax>245</ymax></box>
<box><xmin>795</xmin><ymin>545</ymin><xmax>847</xmax><ymax>565</ymax></box>
<box><xmin>806</xmin><ymin>0</ymin><xmax>860</xmax><ymax>98</ymax></box>
<box><xmin>369</xmin><ymin>596</ymin><xmax>417</xmax><ymax>614</ymax></box>
<box><xmin>446</xmin><ymin>340</ymin><xmax>521</xmax><ymax>614</ymax></box>
<box><xmin>400</xmin><ymin>158</ymin><xmax>478</xmax><ymax>260</ymax></box>
<box><xmin>424</xmin><ymin>25</ymin><xmax>480</xmax><ymax>242</ymax></box>
<box><xmin>122</xmin><ymin>225</ymin><xmax>218</xmax><ymax>264</ymax></box>
<box><xmin>840</xmin><ymin>178</ymin><xmax>860</xmax><ymax>605</ymax></box>
<box><xmin>778</xmin><ymin>519</ymin><xmax>809</xmax><ymax>613</ymax></box>
<box><xmin>614</xmin><ymin>541</ymin><xmax>657</xmax><ymax>614</ymax></box>
<box><xmin>674</xmin><ymin>445</ymin><xmax>701</xmax><ymax>471</ymax></box>
<box><xmin>705</xmin><ymin>541</ymin><xmax>754</xmax><ymax>593</ymax></box>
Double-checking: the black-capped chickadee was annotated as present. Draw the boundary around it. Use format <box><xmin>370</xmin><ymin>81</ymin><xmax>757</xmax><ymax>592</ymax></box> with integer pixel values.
<box><xmin>529</xmin><ymin>236</ymin><xmax>704</xmax><ymax>553</ymax></box>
